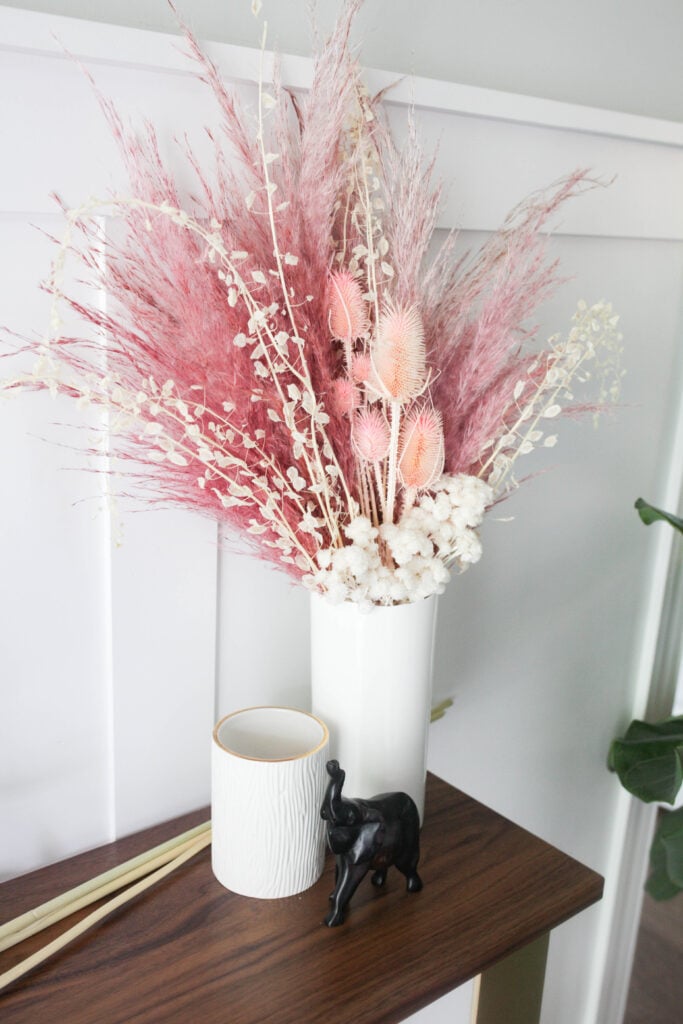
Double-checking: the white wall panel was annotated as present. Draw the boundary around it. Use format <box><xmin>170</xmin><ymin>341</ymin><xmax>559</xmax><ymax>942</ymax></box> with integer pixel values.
<box><xmin>109</xmin><ymin>506</ymin><xmax>217</xmax><ymax>837</ymax></box>
<box><xmin>217</xmin><ymin>540</ymin><xmax>310</xmax><ymax>717</ymax></box>
<box><xmin>0</xmin><ymin>218</ymin><xmax>112</xmax><ymax>878</ymax></box>
<box><xmin>2</xmin><ymin>11</ymin><xmax>683</xmax><ymax>1024</ymax></box>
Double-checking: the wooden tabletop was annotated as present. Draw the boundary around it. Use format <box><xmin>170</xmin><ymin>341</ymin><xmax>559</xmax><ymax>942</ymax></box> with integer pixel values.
<box><xmin>0</xmin><ymin>774</ymin><xmax>603</xmax><ymax>1024</ymax></box>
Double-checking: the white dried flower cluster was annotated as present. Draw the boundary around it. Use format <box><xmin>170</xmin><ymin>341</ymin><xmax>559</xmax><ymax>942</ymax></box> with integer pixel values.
<box><xmin>307</xmin><ymin>473</ymin><xmax>493</xmax><ymax>607</ymax></box>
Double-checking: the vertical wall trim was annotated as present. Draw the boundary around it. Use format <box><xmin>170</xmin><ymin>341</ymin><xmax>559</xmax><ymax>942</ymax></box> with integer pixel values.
<box><xmin>96</xmin><ymin>214</ymin><xmax>117</xmax><ymax>844</ymax></box>
<box><xmin>213</xmin><ymin>523</ymin><xmax>224</xmax><ymax>726</ymax></box>
<box><xmin>583</xmin><ymin>317</ymin><xmax>683</xmax><ymax>1024</ymax></box>
<box><xmin>101</xmin><ymin>452</ymin><xmax>117</xmax><ymax>844</ymax></box>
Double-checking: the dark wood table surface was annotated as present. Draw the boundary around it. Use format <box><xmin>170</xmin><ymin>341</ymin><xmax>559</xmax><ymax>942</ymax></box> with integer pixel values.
<box><xmin>0</xmin><ymin>773</ymin><xmax>603</xmax><ymax>1024</ymax></box>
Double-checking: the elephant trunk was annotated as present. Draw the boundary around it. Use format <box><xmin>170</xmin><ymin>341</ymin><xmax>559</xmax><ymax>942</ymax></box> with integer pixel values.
<box><xmin>323</xmin><ymin>759</ymin><xmax>346</xmax><ymax>823</ymax></box>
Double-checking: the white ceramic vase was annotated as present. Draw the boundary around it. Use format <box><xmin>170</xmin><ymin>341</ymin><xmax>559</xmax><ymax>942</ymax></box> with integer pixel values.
<box><xmin>310</xmin><ymin>594</ymin><xmax>438</xmax><ymax>822</ymax></box>
<box><xmin>211</xmin><ymin>706</ymin><xmax>329</xmax><ymax>898</ymax></box>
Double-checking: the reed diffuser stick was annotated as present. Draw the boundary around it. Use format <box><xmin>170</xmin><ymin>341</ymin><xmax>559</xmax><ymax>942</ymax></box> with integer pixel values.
<box><xmin>0</xmin><ymin>821</ymin><xmax>210</xmax><ymax>950</ymax></box>
<box><xmin>0</xmin><ymin>831</ymin><xmax>211</xmax><ymax>993</ymax></box>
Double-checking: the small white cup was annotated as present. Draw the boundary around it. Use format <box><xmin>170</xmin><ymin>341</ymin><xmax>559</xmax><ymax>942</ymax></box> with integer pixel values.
<box><xmin>211</xmin><ymin>706</ymin><xmax>329</xmax><ymax>899</ymax></box>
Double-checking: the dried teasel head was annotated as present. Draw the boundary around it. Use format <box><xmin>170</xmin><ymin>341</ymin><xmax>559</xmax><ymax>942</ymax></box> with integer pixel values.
<box><xmin>352</xmin><ymin>352</ymin><xmax>372</xmax><ymax>384</ymax></box>
<box><xmin>353</xmin><ymin>407</ymin><xmax>391</xmax><ymax>463</ymax></box>
<box><xmin>328</xmin><ymin>377</ymin><xmax>359</xmax><ymax>417</ymax></box>
<box><xmin>328</xmin><ymin>270</ymin><xmax>369</xmax><ymax>340</ymax></box>
<box><xmin>398</xmin><ymin>406</ymin><xmax>445</xmax><ymax>490</ymax></box>
<box><xmin>371</xmin><ymin>300</ymin><xmax>427</xmax><ymax>402</ymax></box>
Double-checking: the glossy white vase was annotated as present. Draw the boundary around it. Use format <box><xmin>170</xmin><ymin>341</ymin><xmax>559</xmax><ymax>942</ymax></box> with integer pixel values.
<box><xmin>310</xmin><ymin>594</ymin><xmax>438</xmax><ymax>822</ymax></box>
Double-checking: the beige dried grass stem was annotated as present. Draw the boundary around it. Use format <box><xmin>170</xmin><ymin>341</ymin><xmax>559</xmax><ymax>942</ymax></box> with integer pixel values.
<box><xmin>0</xmin><ymin>831</ymin><xmax>211</xmax><ymax>993</ymax></box>
<box><xmin>0</xmin><ymin>820</ymin><xmax>210</xmax><ymax>951</ymax></box>
<box><xmin>430</xmin><ymin>698</ymin><xmax>453</xmax><ymax>723</ymax></box>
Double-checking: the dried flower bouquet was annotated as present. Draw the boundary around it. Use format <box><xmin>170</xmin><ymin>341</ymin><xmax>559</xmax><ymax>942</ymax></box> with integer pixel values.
<box><xmin>2</xmin><ymin>0</ymin><xmax>622</xmax><ymax>608</ymax></box>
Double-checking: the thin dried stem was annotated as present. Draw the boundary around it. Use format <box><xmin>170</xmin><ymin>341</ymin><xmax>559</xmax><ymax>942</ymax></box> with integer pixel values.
<box><xmin>0</xmin><ymin>832</ymin><xmax>211</xmax><ymax>993</ymax></box>
<box><xmin>0</xmin><ymin>825</ymin><xmax>211</xmax><ymax>953</ymax></box>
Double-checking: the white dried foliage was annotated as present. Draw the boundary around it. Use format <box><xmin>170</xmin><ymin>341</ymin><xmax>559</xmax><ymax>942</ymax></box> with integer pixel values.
<box><xmin>480</xmin><ymin>300</ymin><xmax>623</xmax><ymax>497</ymax></box>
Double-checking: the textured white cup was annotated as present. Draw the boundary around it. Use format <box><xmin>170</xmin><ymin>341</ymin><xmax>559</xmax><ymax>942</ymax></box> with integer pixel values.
<box><xmin>211</xmin><ymin>706</ymin><xmax>329</xmax><ymax>899</ymax></box>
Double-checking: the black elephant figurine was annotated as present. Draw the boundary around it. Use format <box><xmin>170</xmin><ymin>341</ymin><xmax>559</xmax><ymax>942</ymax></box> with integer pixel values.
<box><xmin>320</xmin><ymin>759</ymin><xmax>423</xmax><ymax>927</ymax></box>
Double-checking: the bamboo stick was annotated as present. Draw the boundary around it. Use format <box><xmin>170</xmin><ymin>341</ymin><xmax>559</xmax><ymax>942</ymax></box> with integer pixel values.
<box><xmin>0</xmin><ymin>826</ymin><xmax>212</xmax><ymax>953</ymax></box>
<box><xmin>0</xmin><ymin>831</ymin><xmax>211</xmax><ymax>993</ymax></box>
<box><xmin>0</xmin><ymin>820</ymin><xmax>210</xmax><ymax>949</ymax></box>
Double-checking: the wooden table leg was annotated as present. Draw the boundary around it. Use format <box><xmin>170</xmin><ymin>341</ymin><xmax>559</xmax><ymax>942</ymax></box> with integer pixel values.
<box><xmin>470</xmin><ymin>932</ymin><xmax>550</xmax><ymax>1024</ymax></box>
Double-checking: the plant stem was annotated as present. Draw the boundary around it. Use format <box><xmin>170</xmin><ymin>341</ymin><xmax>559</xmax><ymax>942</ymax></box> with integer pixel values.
<box><xmin>430</xmin><ymin>698</ymin><xmax>453</xmax><ymax>722</ymax></box>
<box><xmin>373</xmin><ymin>461</ymin><xmax>386</xmax><ymax>519</ymax></box>
<box><xmin>386</xmin><ymin>399</ymin><xmax>401</xmax><ymax>524</ymax></box>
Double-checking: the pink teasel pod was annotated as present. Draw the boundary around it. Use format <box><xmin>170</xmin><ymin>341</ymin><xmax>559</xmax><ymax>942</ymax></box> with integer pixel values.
<box><xmin>328</xmin><ymin>271</ymin><xmax>369</xmax><ymax>339</ymax></box>
<box><xmin>398</xmin><ymin>407</ymin><xmax>445</xmax><ymax>490</ymax></box>
<box><xmin>352</xmin><ymin>352</ymin><xmax>372</xmax><ymax>384</ymax></box>
<box><xmin>353</xmin><ymin>407</ymin><xmax>391</xmax><ymax>463</ymax></box>
<box><xmin>328</xmin><ymin>377</ymin><xmax>358</xmax><ymax>417</ymax></box>
<box><xmin>371</xmin><ymin>301</ymin><xmax>427</xmax><ymax>403</ymax></box>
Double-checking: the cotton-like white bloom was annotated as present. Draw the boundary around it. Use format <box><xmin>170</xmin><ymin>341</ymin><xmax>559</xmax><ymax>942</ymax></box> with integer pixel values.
<box><xmin>307</xmin><ymin>472</ymin><xmax>489</xmax><ymax>605</ymax></box>
<box><xmin>344</xmin><ymin>515</ymin><xmax>377</xmax><ymax>545</ymax></box>
<box><xmin>453</xmin><ymin>531</ymin><xmax>483</xmax><ymax>564</ymax></box>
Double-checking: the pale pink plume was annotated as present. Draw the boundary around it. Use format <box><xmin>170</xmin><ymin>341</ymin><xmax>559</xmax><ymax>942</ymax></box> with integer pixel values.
<box><xmin>398</xmin><ymin>407</ymin><xmax>445</xmax><ymax>490</ymax></box>
<box><xmin>372</xmin><ymin>301</ymin><xmax>426</xmax><ymax>402</ymax></box>
<box><xmin>354</xmin><ymin>407</ymin><xmax>391</xmax><ymax>462</ymax></box>
<box><xmin>328</xmin><ymin>270</ymin><xmax>369</xmax><ymax>339</ymax></box>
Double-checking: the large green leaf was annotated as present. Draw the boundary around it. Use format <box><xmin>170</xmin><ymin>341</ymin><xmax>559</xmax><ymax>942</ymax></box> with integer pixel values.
<box><xmin>635</xmin><ymin>498</ymin><xmax>683</xmax><ymax>533</ymax></box>
<box><xmin>645</xmin><ymin>807</ymin><xmax>683</xmax><ymax>899</ymax></box>
<box><xmin>608</xmin><ymin>717</ymin><xmax>683</xmax><ymax>804</ymax></box>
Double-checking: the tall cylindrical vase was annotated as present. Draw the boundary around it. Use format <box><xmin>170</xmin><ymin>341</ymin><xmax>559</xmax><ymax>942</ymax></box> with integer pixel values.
<box><xmin>310</xmin><ymin>594</ymin><xmax>438</xmax><ymax>822</ymax></box>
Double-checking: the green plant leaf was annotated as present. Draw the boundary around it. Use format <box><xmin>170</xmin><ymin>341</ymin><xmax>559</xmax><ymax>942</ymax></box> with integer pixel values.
<box><xmin>635</xmin><ymin>498</ymin><xmax>683</xmax><ymax>533</ymax></box>
<box><xmin>608</xmin><ymin>717</ymin><xmax>683</xmax><ymax>803</ymax></box>
<box><xmin>646</xmin><ymin>807</ymin><xmax>683</xmax><ymax>899</ymax></box>
<box><xmin>660</xmin><ymin>805</ymin><xmax>683</xmax><ymax>888</ymax></box>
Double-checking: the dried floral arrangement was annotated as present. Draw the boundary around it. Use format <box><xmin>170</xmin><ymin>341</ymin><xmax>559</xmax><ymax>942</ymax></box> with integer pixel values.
<box><xmin>2</xmin><ymin>0</ymin><xmax>622</xmax><ymax>608</ymax></box>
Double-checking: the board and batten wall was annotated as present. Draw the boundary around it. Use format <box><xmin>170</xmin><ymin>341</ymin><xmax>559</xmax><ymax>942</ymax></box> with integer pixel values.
<box><xmin>2</xmin><ymin>9</ymin><xmax>683</xmax><ymax>1024</ymax></box>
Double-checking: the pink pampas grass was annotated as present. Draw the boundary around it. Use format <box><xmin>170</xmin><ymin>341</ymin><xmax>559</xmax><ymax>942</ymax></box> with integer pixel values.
<box><xmin>1</xmin><ymin>1</ymin><xmax>622</xmax><ymax>604</ymax></box>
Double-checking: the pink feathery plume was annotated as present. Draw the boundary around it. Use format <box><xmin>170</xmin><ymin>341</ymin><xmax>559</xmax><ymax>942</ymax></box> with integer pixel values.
<box><xmin>289</xmin><ymin>0</ymin><xmax>363</xmax><ymax>272</ymax></box>
<box><xmin>372</xmin><ymin>112</ymin><xmax>442</xmax><ymax>308</ymax></box>
<box><xmin>422</xmin><ymin>171</ymin><xmax>596</xmax><ymax>473</ymax></box>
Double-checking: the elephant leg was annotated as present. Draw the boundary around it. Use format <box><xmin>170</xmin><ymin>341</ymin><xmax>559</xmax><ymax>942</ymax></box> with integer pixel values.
<box><xmin>329</xmin><ymin>859</ymin><xmax>341</xmax><ymax>903</ymax></box>
<box><xmin>371</xmin><ymin>868</ymin><xmax>387</xmax><ymax>888</ymax></box>
<box><xmin>405</xmin><ymin>870</ymin><xmax>423</xmax><ymax>892</ymax></box>
<box><xmin>324</xmin><ymin>862</ymin><xmax>368</xmax><ymax>927</ymax></box>
<box><xmin>395</xmin><ymin>835</ymin><xmax>421</xmax><ymax>892</ymax></box>
<box><xmin>396</xmin><ymin>843</ymin><xmax>423</xmax><ymax>893</ymax></box>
